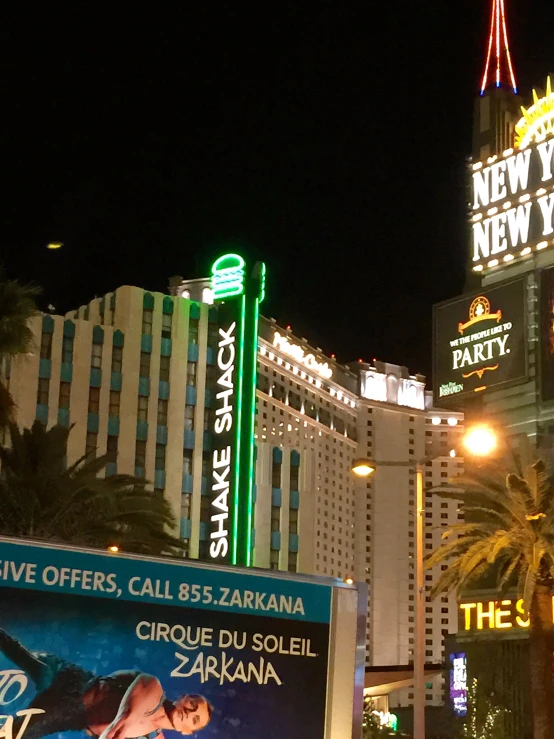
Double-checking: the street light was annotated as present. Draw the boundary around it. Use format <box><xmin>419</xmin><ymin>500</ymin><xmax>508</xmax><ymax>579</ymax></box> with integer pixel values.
<box><xmin>462</xmin><ymin>425</ymin><xmax>498</xmax><ymax>457</ymax></box>
<box><xmin>351</xmin><ymin>459</ymin><xmax>375</xmax><ymax>477</ymax></box>
<box><xmin>352</xmin><ymin>456</ymin><xmax>426</xmax><ymax>739</ymax></box>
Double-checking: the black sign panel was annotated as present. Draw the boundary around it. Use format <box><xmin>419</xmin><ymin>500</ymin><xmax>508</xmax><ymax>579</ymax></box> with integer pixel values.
<box><xmin>540</xmin><ymin>267</ymin><xmax>554</xmax><ymax>403</ymax></box>
<box><xmin>433</xmin><ymin>278</ymin><xmax>527</xmax><ymax>401</ymax></box>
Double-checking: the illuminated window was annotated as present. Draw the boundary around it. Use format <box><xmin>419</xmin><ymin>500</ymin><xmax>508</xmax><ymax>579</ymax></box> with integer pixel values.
<box><xmin>184</xmin><ymin>405</ymin><xmax>195</xmax><ymax>431</ymax></box>
<box><xmin>187</xmin><ymin>361</ymin><xmax>197</xmax><ymax>387</ymax></box>
<box><xmin>62</xmin><ymin>336</ymin><xmax>74</xmax><ymax>364</ymax></box>
<box><xmin>182</xmin><ymin>449</ymin><xmax>193</xmax><ymax>475</ymax></box>
<box><xmin>189</xmin><ymin>318</ymin><xmax>199</xmax><ymax>345</ymax></box>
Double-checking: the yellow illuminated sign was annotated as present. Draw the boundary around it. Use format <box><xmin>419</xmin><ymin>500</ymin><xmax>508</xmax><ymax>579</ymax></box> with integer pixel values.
<box><xmin>459</xmin><ymin>597</ymin><xmax>554</xmax><ymax>631</ymax></box>
<box><xmin>515</xmin><ymin>76</ymin><xmax>554</xmax><ymax>149</ymax></box>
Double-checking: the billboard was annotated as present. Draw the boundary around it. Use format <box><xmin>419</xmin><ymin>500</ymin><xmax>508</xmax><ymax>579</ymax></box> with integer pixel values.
<box><xmin>433</xmin><ymin>278</ymin><xmax>527</xmax><ymax>401</ymax></box>
<box><xmin>540</xmin><ymin>266</ymin><xmax>554</xmax><ymax>403</ymax></box>
<box><xmin>0</xmin><ymin>538</ymin><xmax>363</xmax><ymax>739</ymax></box>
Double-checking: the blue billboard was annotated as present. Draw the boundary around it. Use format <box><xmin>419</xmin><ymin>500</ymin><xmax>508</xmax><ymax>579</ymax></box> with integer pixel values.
<box><xmin>0</xmin><ymin>539</ymin><xmax>332</xmax><ymax>739</ymax></box>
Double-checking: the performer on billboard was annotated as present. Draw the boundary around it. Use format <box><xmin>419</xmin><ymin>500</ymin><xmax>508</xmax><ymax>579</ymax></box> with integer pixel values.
<box><xmin>0</xmin><ymin>629</ymin><xmax>212</xmax><ymax>739</ymax></box>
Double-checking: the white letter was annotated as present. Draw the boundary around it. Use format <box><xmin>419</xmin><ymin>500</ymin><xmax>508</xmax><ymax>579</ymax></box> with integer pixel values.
<box><xmin>506</xmin><ymin>204</ymin><xmax>532</xmax><ymax>247</ymax></box>
<box><xmin>536</xmin><ymin>139</ymin><xmax>554</xmax><ymax>182</ymax></box>
<box><xmin>213</xmin><ymin>447</ymin><xmax>231</xmax><ymax>469</ymax></box>
<box><xmin>490</xmin><ymin>160</ymin><xmax>507</xmax><ymax>202</ymax></box>
<box><xmin>537</xmin><ymin>194</ymin><xmax>554</xmax><ymax>236</ymax></box>
<box><xmin>506</xmin><ymin>150</ymin><xmax>532</xmax><ymax>194</ymax></box>
<box><xmin>473</xmin><ymin>168</ymin><xmax>490</xmax><ymax>208</ymax></box>
<box><xmin>473</xmin><ymin>219</ymin><xmax>490</xmax><ymax>261</ymax></box>
<box><xmin>490</xmin><ymin>213</ymin><xmax>507</xmax><ymax>254</ymax></box>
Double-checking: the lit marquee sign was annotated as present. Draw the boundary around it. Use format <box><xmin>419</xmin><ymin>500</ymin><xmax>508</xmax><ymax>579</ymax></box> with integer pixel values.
<box><xmin>272</xmin><ymin>331</ymin><xmax>333</xmax><ymax>379</ymax></box>
<box><xmin>459</xmin><ymin>597</ymin><xmax>554</xmax><ymax>632</ymax></box>
<box><xmin>471</xmin><ymin>136</ymin><xmax>553</xmax><ymax>270</ymax></box>
<box><xmin>450</xmin><ymin>653</ymin><xmax>467</xmax><ymax>717</ymax></box>
<box><xmin>433</xmin><ymin>278</ymin><xmax>527</xmax><ymax>400</ymax></box>
<box><xmin>359</xmin><ymin>370</ymin><xmax>425</xmax><ymax>410</ymax></box>
<box><xmin>209</xmin><ymin>252</ymin><xmax>266</xmax><ymax>567</ymax></box>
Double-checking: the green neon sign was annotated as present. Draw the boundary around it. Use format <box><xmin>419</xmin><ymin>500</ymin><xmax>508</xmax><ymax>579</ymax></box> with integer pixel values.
<box><xmin>209</xmin><ymin>253</ymin><xmax>265</xmax><ymax>568</ymax></box>
<box><xmin>211</xmin><ymin>253</ymin><xmax>246</xmax><ymax>300</ymax></box>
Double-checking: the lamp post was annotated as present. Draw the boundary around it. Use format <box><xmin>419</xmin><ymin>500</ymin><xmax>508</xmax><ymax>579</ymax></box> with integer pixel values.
<box><xmin>351</xmin><ymin>457</ymin><xmax>426</xmax><ymax>739</ymax></box>
<box><xmin>352</xmin><ymin>425</ymin><xmax>500</xmax><ymax>739</ymax></box>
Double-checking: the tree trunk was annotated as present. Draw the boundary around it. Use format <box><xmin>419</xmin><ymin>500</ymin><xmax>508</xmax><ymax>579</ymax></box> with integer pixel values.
<box><xmin>529</xmin><ymin>585</ymin><xmax>554</xmax><ymax>739</ymax></box>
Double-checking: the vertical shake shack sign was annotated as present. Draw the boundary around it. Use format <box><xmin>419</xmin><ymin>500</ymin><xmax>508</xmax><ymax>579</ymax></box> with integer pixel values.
<box><xmin>433</xmin><ymin>278</ymin><xmax>527</xmax><ymax>400</ymax></box>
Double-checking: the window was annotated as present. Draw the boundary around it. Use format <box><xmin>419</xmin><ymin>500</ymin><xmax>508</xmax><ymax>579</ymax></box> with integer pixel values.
<box><xmin>86</xmin><ymin>432</ymin><xmax>98</xmax><ymax>459</ymax></box>
<box><xmin>88</xmin><ymin>387</ymin><xmax>100</xmax><ymax>414</ymax></box>
<box><xmin>62</xmin><ymin>336</ymin><xmax>74</xmax><ymax>364</ymax></box>
<box><xmin>181</xmin><ymin>494</ymin><xmax>192</xmax><ymax>520</ymax></box>
<box><xmin>58</xmin><ymin>382</ymin><xmax>71</xmax><ymax>409</ymax></box>
<box><xmin>187</xmin><ymin>361</ymin><xmax>197</xmax><ymax>387</ymax></box>
<box><xmin>159</xmin><ymin>355</ymin><xmax>170</xmax><ymax>382</ymax></box>
<box><xmin>203</xmin><ymin>408</ymin><xmax>212</xmax><ymax>432</ymax></box>
<box><xmin>111</xmin><ymin>346</ymin><xmax>123</xmax><ymax>373</ymax></box>
<box><xmin>137</xmin><ymin>396</ymin><xmax>148</xmax><ymax>422</ymax></box>
<box><xmin>155</xmin><ymin>444</ymin><xmax>166</xmax><ymax>470</ymax></box>
<box><xmin>271</xmin><ymin>507</ymin><xmax>280</xmax><ymax>532</ymax></box>
<box><xmin>106</xmin><ymin>436</ymin><xmax>118</xmax><ymax>464</ymax></box>
<box><xmin>182</xmin><ymin>449</ymin><xmax>193</xmax><ymax>475</ymax></box>
<box><xmin>189</xmin><ymin>319</ymin><xmax>199</xmax><ymax>345</ymax></box>
<box><xmin>289</xmin><ymin>508</ymin><xmax>298</xmax><ymax>535</ymax></box>
<box><xmin>272</xmin><ymin>460</ymin><xmax>281</xmax><ymax>489</ymax></box>
<box><xmin>37</xmin><ymin>378</ymin><xmax>49</xmax><ymax>406</ymax></box>
<box><xmin>184</xmin><ymin>405</ymin><xmax>195</xmax><ymax>431</ymax></box>
<box><xmin>139</xmin><ymin>352</ymin><xmax>151</xmax><ymax>378</ymax></box>
<box><xmin>161</xmin><ymin>313</ymin><xmax>172</xmax><ymax>339</ymax></box>
<box><xmin>288</xmin><ymin>552</ymin><xmax>298</xmax><ymax>573</ymax></box>
<box><xmin>157</xmin><ymin>398</ymin><xmax>168</xmax><ymax>425</ymax></box>
<box><xmin>135</xmin><ymin>440</ymin><xmax>146</xmax><ymax>468</ymax></box>
<box><xmin>109</xmin><ymin>391</ymin><xmax>120</xmax><ymax>417</ymax></box>
<box><xmin>91</xmin><ymin>343</ymin><xmax>103</xmax><ymax>369</ymax></box>
<box><xmin>290</xmin><ymin>462</ymin><xmax>299</xmax><ymax>492</ymax></box>
<box><xmin>269</xmin><ymin>549</ymin><xmax>279</xmax><ymax>571</ymax></box>
<box><xmin>40</xmin><ymin>332</ymin><xmax>52</xmax><ymax>360</ymax></box>
<box><xmin>142</xmin><ymin>309</ymin><xmax>153</xmax><ymax>335</ymax></box>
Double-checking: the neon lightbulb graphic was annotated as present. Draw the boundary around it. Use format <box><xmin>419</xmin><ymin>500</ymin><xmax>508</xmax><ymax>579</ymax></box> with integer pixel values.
<box><xmin>480</xmin><ymin>0</ymin><xmax>518</xmax><ymax>95</ymax></box>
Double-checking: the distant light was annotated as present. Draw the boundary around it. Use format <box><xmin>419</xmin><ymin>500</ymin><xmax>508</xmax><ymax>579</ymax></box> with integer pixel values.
<box><xmin>431</xmin><ymin>417</ymin><xmax>441</xmax><ymax>425</ymax></box>
<box><xmin>108</xmin><ymin>545</ymin><xmax>119</xmax><ymax>553</ymax></box>
<box><xmin>47</xmin><ymin>242</ymin><xmax>63</xmax><ymax>250</ymax></box>
<box><xmin>344</xmin><ymin>578</ymin><xmax>354</xmax><ymax>585</ymax></box>
<box><xmin>447</xmin><ymin>418</ymin><xmax>458</xmax><ymax>426</ymax></box>
<box><xmin>449</xmin><ymin>449</ymin><xmax>457</xmax><ymax>458</ymax></box>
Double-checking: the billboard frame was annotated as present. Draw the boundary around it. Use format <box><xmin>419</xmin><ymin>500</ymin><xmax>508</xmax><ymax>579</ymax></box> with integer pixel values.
<box><xmin>0</xmin><ymin>536</ymin><xmax>367</xmax><ymax>739</ymax></box>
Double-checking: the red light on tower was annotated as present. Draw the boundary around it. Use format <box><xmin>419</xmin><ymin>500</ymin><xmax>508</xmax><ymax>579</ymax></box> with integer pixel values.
<box><xmin>480</xmin><ymin>0</ymin><xmax>518</xmax><ymax>94</ymax></box>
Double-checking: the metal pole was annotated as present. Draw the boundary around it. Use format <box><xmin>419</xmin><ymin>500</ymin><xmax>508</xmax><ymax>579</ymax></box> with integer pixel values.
<box><xmin>414</xmin><ymin>463</ymin><xmax>426</xmax><ymax>739</ymax></box>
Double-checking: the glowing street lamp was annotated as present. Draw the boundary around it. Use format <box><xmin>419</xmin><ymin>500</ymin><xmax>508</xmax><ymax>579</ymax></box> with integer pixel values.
<box><xmin>462</xmin><ymin>425</ymin><xmax>498</xmax><ymax>457</ymax></box>
<box><xmin>351</xmin><ymin>459</ymin><xmax>375</xmax><ymax>477</ymax></box>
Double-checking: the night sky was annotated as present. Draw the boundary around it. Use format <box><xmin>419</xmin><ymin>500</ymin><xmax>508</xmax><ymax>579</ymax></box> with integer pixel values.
<box><xmin>2</xmin><ymin>2</ymin><xmax>552</xmax><ymax>379</ymax></box>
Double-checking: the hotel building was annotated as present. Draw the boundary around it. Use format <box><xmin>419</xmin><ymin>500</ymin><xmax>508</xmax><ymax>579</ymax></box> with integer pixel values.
<box><xmin>5</xmin><ymin>277</ymin><xmax>463</xmax><ymax>709</ymax></box>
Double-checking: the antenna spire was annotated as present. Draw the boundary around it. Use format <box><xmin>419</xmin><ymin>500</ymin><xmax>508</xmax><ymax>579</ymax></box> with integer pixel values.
<box><xmin>480</xmin><ymin>0</ymin><xmax>518</xmax><ymax>95</ymax></box>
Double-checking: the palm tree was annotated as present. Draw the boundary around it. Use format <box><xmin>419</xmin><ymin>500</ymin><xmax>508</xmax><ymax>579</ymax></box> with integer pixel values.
<box><xmin>0</xmin><ymin>271</ymin><xmax>40</xmax><ymax>425</ymax></box>
<box><xmin>425</xmin><ymin>456</ymin><xmax>554</xmax><ymax>739</ymax></box>
<box><xmin>0</xmin><ymin>421</ymin><xmax>186</xmax><ymax>557</ymax></box>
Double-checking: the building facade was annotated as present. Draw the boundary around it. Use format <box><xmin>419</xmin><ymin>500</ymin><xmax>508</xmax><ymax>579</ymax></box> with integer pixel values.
<box><xmin>5</xmin><ymin>280</ymin><xmax>463</xmax><ymax>709</ymax></box>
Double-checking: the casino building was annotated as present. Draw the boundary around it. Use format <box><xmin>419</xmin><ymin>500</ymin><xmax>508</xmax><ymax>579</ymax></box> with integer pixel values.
<box><xmin>433</xmin><ymin>0</ymin><xmax>554</xmax><ymax>733</ymax></box>
<box><xmin>5</xmin><ymin>275</ymin><xmax>463</xmax><ymax>712</ymax></box>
